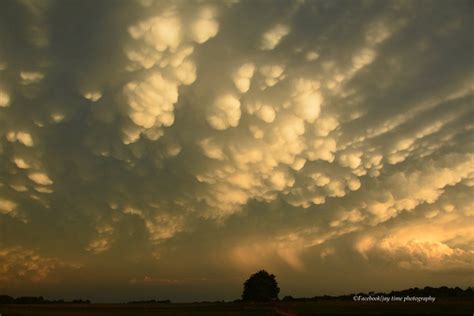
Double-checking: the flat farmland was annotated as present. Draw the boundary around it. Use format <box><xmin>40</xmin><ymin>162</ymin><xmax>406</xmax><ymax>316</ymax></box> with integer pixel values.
<box><xmin>0</xmin><ymin>299</ymin><xmax>472</xmax><ymax>316</ymax></box>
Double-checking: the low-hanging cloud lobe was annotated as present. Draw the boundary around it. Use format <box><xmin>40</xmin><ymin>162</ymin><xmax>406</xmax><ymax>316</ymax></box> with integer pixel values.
<box><xmin>0</xmin><ymin>0</ymin><xmax>473</xmax><ymax>302</ymax></box>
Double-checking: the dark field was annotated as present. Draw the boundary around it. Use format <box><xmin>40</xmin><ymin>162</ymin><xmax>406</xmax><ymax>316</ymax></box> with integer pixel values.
<box><xmin>1</xmin><ymin>300</ymin><xmax>472</xmax><ymax>316</ymax></box>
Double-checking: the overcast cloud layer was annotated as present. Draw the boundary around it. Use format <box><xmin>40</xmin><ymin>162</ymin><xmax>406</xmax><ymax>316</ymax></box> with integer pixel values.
<box><xmin>0</xmin><ymin>0</ymin><xmax>473</xmax><ymax>302</ymax></box>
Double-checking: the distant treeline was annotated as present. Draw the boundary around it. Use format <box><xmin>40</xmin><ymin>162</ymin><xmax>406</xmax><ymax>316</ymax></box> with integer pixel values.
<box><xmin>0</xmin><ymin>295</ymin><xmax>173</xmax><ymax>305</ymax></box>
<box><xmin>126</xmin><ymin>299</ymin><xmax>171</xmax><ymax>304</ymax></box>
<box><xmin>0</xmin><ymin>295</ymin><xmax>91</xmax><ymax>304</ymax></box>
<box><xmin>2</xmin><ymin>286</ymin><xmax>472</xmax><ymax>305</ymax></box>
<box><xmin>280</xmin><ymin>286</ymin><xmax>474</xmax><ymax>302</ymax></box>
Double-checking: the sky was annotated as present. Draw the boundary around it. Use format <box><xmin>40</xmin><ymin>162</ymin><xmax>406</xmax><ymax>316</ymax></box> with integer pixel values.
<box><xmin>0</xmin><ymin>0</ymin><xmax>473</xmax><ymax>303</ymax></box>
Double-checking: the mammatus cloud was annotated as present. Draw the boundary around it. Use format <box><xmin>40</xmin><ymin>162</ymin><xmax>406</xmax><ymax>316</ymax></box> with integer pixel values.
<box><xmin>260</xmin><ymin>24</ymin><xmax>290</xmax><ymax>51</ymax></box>
<box><xmin>0</xmin><ymin>0</ymin><xmax>472</xmax><ymax>300</ymax></box>
<box><xmin>0</xmin><ymin>198</ymin><xmax>17</xmax><ymax>215</ymax></box>
<box><xmin>0</xmin><ymin>246</ymin><xmax>79</xmax><ymax>283</ymax></box>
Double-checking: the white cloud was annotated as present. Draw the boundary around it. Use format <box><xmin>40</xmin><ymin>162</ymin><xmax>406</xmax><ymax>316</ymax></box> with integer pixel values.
<box><xmin>82</xmin><ymin>90</ymin><xmax>102</xmax><ymax>102</ymax></box>
<box><xmin>86</xmin><ymin>237</ymin><xmax>111</xmax><ymax>254</ymax></box>
<box><xmin>0</xmin><ymin>246</ymin><xmax>77</xmax><ymax>283</ymax></box>
<box><xmin>190</xmin><ymin>7</ymin><xmax>219</xmax><ymax>44</ymax></box>
<box><xmin>123</xmin><ymin>72</ymin><xmax>178</xmax><ymax>130</ymax></box>
<box><xmin>206</xmin><ymin>94</ymin><xmax>241</xmax><ymax>130</ymax></box>
<box><xmin>355</xmin><ymin>217</ymin><xmax>474</xmax><ymax>271</ymax></box>
<box><xmin>260</xmin><ymin>24</ymin><xmax>290</xmax><ymax>50</ymax></box>
<box><xmin>232</xmin><ymin>63</ymin><xmax>255</xmax><ymax>93</ymax></box>
<box><xmin>20</xmin><ymin>71</ymin><xmax>44</xmax><ymax>84</ymax></box>
<box><xmin>0</xmin><ymin>198</ymin><xmax>17</xmax><ymax>214</ymax></box>
<box><xmin>6</xmin><ymin>131</ymin><xmax>34</xmax><ymax>147</ymax></box>
<box><xmin>12</xmin><ymin>156</ymin><xmax>31</xmax><ymax>169</ymax></box>
<box><xmin>28</xmin><ymin>172</ymin><xmax>53</xmax><ymax>185</ymax></box>
<box><xmin>0</xmin><ymin>89</ymin><xmax>10</xmax><ymax>107</ymax></box>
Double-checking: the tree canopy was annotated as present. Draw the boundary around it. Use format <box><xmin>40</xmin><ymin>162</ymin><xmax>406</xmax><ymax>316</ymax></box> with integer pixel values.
<box><xmin>242</xmin><ymin>270</ymin><xmax>280</xmax><ymax>301</ymax></box>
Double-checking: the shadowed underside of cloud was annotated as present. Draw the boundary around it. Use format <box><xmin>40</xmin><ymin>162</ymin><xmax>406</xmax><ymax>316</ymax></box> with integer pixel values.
<box><xmin>0</xmin><ymin>0</ymin><xmax>473</xmax><ymax>301</ymax></box>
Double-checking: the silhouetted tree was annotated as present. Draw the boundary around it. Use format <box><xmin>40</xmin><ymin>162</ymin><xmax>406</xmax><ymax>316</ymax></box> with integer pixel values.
<box><xmin>242</xmin><ymin>270</ymin><xmax>280</xmax><ymax>301</ymax></box>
